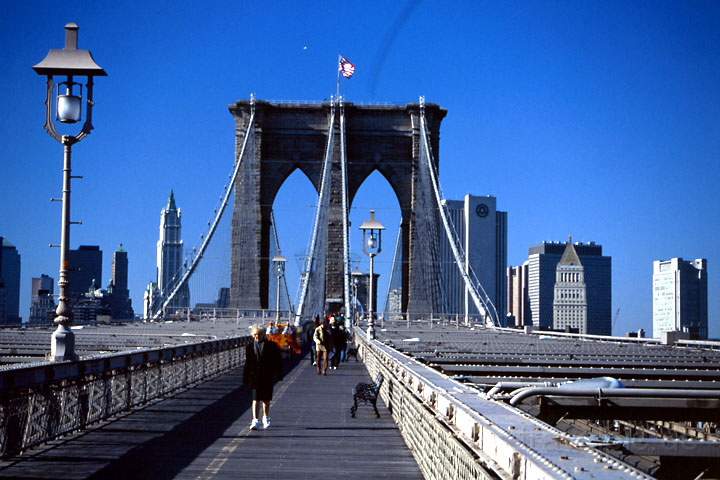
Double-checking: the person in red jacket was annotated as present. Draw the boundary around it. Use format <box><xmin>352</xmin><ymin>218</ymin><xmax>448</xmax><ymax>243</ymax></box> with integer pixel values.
<box><xmin>244</xmin><ymin>325</ymin><xmax>282</xmax><ymax>430</ymax></box>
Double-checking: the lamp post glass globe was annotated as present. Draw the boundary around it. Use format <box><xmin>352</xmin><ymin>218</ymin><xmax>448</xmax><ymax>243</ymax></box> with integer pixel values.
<box><xmin>57</xmin><ymin>94</ymin><xmax>81</xmax><ymax>123</ymax></box>
<box><xmin>57</xmin><ymin>80</ymin><xmax>82</xmax><ymax>123</ymax></box>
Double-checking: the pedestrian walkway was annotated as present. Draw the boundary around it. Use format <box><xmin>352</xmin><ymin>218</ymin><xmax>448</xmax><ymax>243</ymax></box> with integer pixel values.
<box><xmin>0</xmin><ymin>355</ymin><xmax>422</xmax><ymax>480</ymax></box>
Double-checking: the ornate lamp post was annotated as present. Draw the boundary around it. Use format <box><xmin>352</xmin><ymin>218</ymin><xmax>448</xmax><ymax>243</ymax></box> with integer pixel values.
<box><xmin>33</xmin><ymin>23</ymin><xmax>107</xmax><ymax>361</ymax></box>
<box><xmin>359</xmin><ymin>210</ymin><xmax>384</xmax><ymax>340</ymax></box>
<box><xmin>272</xmin><ymin>255</ymin><xmax>286</xmax><ymax>323</ymax></box>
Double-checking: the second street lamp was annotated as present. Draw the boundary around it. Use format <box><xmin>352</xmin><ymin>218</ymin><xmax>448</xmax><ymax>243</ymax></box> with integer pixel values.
<box><xmin>272</xmin><ymin>255</ymin><xmax>287</xmax><ymax>323</ymax></box>
<box><xmin>359</xmin><ymin>210</ymin><xmax>384</xmax><ymax>340</ymax></box>
<box><xmin>33</xmin><ymin>23</ymin><xmax>107</xmax><ymax>361</ymax></box>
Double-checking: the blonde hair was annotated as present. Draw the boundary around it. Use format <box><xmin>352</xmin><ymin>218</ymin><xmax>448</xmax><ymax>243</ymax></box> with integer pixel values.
<box><xmin>250</xmin><ymin>324</ymin><xmax>265</xmax><ymax>337</ymax></box>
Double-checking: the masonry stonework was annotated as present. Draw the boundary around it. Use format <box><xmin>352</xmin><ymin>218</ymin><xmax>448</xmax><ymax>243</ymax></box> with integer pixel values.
<box><xmin>228</xmin><ymin>100</ymin><xmax>446</xmax><ymax>315</ymax></box>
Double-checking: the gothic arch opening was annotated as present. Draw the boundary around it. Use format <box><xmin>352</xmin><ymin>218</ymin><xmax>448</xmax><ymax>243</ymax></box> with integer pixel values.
<box><xmin>229</xmin><ymin>100</ymin><xmax>447</xmax><ymax>314</ymax></box>
<box><xmin>270</xmin><ymin>167</ymin><xmax>318</xmax><ymax>307</ymax></box>
<box><xmin>350</xmin><ymin>170</ymin><xmax>403</xmax><ymax>314</ymax></box>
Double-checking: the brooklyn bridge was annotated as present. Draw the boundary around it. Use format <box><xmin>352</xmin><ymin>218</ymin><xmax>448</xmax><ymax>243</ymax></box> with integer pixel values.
<box><xmin>2</xmin><ymin>96</ymin><xmax>719</xmax><ymax>479</ymax></box>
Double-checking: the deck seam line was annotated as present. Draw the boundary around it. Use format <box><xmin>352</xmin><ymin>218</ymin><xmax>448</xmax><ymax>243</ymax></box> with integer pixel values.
<box><xmin>194</xmin><ymin>359</ymin><xmax>307</xmax><ymax>479</ymax></box>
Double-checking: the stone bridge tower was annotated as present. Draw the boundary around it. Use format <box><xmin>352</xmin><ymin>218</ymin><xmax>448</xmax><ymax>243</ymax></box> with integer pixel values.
<box><xmin>228</xmin><ymin>100</ymin><xmax>446</xmax><ymax>315</ymax></box>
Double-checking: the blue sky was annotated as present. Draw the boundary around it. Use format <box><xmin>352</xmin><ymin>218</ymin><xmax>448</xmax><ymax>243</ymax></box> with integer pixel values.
<box><xmin>1</xmin><ymin>1</ymin><xmax>718</xmax><ymax>337</ymax></box>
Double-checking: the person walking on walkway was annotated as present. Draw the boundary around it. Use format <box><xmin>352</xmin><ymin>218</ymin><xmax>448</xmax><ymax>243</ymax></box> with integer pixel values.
<box><xmin>308</xmin><ymin>315</ymin><xmax>320</xmax><ymax>366</ymax></box>
<box><xmin>329</xmin><ymin>317</ymin><xmax>345</xmax><ymax>370</ymax></box>
<box><xmin>339</xmin><ymin>324</ymin><xmax>350</xmax><ymax>362</ymax></box>
<box><xmin>244</xmin><ymin>325</ymin><xmax>282</xmax><ymax>430</ymax></box>
<box><xmin>313</xmin><ymin>317</ymin><xmax>331</xmax><ymax>375</ymax></box>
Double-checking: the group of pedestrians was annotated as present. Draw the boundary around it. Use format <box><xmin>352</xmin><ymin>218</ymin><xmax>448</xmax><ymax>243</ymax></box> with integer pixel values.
<box><xmin>311</xmin><ymin>314</ymin><xmax>350</xmax><ymax>375</ymax></box>
<box><xmin>243</xmin><ymin>314</ymin><xmax>352</xmax><ymax>432</ymax></box>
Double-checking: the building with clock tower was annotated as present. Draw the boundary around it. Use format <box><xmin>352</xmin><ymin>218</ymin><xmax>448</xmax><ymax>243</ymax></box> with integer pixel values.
<box><xmin>438</xmin><ymin>194</ymin><xmax>507</xmax><ymax>321</ymax></box>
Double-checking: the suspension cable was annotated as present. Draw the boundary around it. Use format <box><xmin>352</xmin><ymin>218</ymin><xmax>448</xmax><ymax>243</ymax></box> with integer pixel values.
<box><xmin>270</xmin><ymin>209</ymin><xmax>295</xmax><ymax>314</ymax></box>
<box><xmin>294</xmin><ymin>102</ymin><xmax>335</xmax><ymax>324</ymax></box>
<box><xmin>152</xmin><ymin>96</ymin><xmax>257</xmax><ymax>320</ymax></box>
<box><xmin>383</xmin><ymin>219</ymin><xmax>402</xmax><ymax>316</ymax></box>
<box><xmin>417</xmin><ymin>97</ymin><xmax>500</xmax><ymax>327</ymax></box>
<box><xmin>339</xmin><ymin>97</ymin><xmax>352</xmax><ymax>321</ymax></box>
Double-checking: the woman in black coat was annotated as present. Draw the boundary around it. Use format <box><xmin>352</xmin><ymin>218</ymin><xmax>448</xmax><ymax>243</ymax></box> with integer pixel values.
<box><xmin>244</xmin><ymin>325</ymin><xmax>282</xmax><ymax>430</ymax></box>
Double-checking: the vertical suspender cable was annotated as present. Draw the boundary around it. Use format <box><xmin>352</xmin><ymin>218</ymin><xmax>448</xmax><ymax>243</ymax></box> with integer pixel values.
<box><xmin>339</xmin><ymin>99</ymin><xmax>352</xmax><ymax>322</ymax></box>
<box><xmin>153</xmin><ymin>98</ymin><xmax>256</xmax><ymax>320</ymax></box>
<box><xmin>418</xmin><ymin>98</ymin><xmax>499</xmax><ymax>327</ymax></box>
<box><xmin>383</xmin><ymin>221</ymin><xmax>402</xmax><ymax>316</ymax></box>
<box><xmin>295</xmin><ymin>104</ymin><xmax>336</xmax><ymax>324</ymax></box>
<box><xmin>270</xmin><ymin>209</ymin><xmax>295</xmax><ymax>314</ymax></box>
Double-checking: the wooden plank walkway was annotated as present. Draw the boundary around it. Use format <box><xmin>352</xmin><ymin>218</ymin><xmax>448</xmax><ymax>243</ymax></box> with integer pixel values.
<box><xmin>0</xmin><ymin>355</ymin><xmax>422</xmax><ymax>480</ymax></box>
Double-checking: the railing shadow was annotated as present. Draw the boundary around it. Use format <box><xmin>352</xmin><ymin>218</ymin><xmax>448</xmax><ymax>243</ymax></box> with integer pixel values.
<box><xmin>76</xmin><ymin>355</ymin><xmax>300</xmax><ymax>480</ymax></box>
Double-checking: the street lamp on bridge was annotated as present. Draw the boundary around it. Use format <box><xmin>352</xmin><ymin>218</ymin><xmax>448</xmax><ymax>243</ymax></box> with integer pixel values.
<box><xmin>272</xmin><ymin>255</ymin><xmax>287</xmax><ymax>324</ymax></box>
<box><xmin>359</xmin><ymin>210</ymin><xmax>384</xmax><ymax>340</ymax></box>
<box><xmin>33</xmin><ymin>23</ymin><xmax>107</xmax><ymax>361</ymax></box>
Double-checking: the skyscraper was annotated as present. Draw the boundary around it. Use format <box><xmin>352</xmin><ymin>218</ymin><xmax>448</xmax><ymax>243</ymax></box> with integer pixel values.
<box><xmin>153</xmin><ymin>191</ymin><xmax>189</xmax><ymax>310</ymax></box>
<box><xmin>29</xmin><ymin>274</ymin><xmax>55</xmax><ymax>325</ymax></box>
<box><xmin>653</xmin><ymin>258</ymin><xmax>708</xmax><ymax>340</ymax></box>
<box><xmin>107</xmin><ymin>245</ymin><xmax>134</xmax><ymax>320</ymax></box>
<box><xmin>0</xmin><ymin>237</ymin><xmax>21</xmax><ymax>325</ymax></box>
<box><xmin>507</xmin><ymin>262</ymin><xmax>529</xmax><ymax>327</ymax></box>
<box><xmin>517</xmin><ymin>240</ymin><xmax>611</xmax><ymax>335</ymax></box>
<box><xmin>438</xmin><ymin>195</ymin><xmax>507</xmax><ymax>320</ymax></box>
<box><xmin>552</xmin><ymin>240</ymin><xmax>588</xmax><ymax>333</ymax></box>
<box><xmin>68</xmin><ymin>245</ymin><xmax>102</xmax><ymax>300</ymax></box>
<box><xmin>32</xmin><ymin>274</ymin><xmax>54</xmax><ymax>298</ymax></box>
<box><xmin>351</xmin><ymin>271</ymin><xmax>377</xmax><ymax>317</ymax></box>
<box><xmin>112</xmin><ymin>247</ymin><xmax>128</xmax><ymax>292</ymax></box>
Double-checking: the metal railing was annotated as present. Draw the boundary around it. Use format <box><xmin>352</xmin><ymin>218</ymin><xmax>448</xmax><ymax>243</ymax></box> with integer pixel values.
<box><xmin>356</xmin><ymin>312</ymin><xmax>489</xmax><ymax>331</ymax></box>
<box><xmin>158</xmin><ymin>307</ymin><xmax>295</xmax><ymax>323</ymax></box>
<box><xmin>354</xmin><ymin>328</ymin><xmax>653</xmax><ymax>480</ymax></box>
<box><xmin>0</xmin><ymin>335</ymin><xmax>251</xmax><ymax>457</ymax></box>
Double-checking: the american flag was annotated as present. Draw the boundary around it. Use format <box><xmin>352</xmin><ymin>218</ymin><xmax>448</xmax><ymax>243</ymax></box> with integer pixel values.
<box><xmin>339</xmin><ymin>56</ymin><xmax>355</xmax><ymax>78</ymax></box>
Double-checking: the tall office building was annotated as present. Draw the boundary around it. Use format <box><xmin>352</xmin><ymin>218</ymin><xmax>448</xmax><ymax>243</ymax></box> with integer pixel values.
<box><xmin>507</xmin><ymin>262</ymin><xmax>529</xmax><ymax>327</ymax></box>
<box><xmin>29</xmin><ymin>274</ymin><xmax>55</xmax><ymax>325</ymax></box>
<box><xmin>0</xmin><ymin>237</ymin><xmax>21</xmax><ymax>325</ymax></box>
<box><xmin>29</xmin><ymin>293</ymin><xmax>55</xmax><ymax>325</ymax></box>
<box><xmin>438</xmin><ymin>195</ymin><xmax>507</xmax><ymax>321</ymax></box>
<box><xmin>154</xmin><ymin>191</ymin><xmax>189</xmax><ymax>309</ymax></box>
<box><xmin>73</xmin><ymin>289</ymin><xmax>110</xmax><ymax>325</ymax></box>
<box><xmin>351</xmin><ymin>271</ymin><xmax>378</xmax><ymax>317</ymax></box>
<box><xmin>107</xmin><ymin>245</ymin><xmax>134</xmax><ymax>320</ymax></box>
<box><xmin>68</xmin><ymin>245</ymin><xmax>102</xmax><ymax>300</ymax></box>
<box><xmin>32</xmin><ymin>274</ymin><xmax>54</xmax><ymax>298</ymax></box>
<box><xmin>216</xmin><ymin>287</ymin><xmax>230</xmax><ymax>308</ymax></box>
<box><xmin>112</xmin><ymin>247</ymin><xmax>129</xmax><ymax>293</ymax></box>
<box><xmin>653</xmin><ymin>258</ymin><xmax>708</xmax><ymax>340</ymax></box>
<box><xmin>516</xmin><ymin>240</ymin><xmax>611</xmax><ymax>335</ymax></box>
<box><xmin>552</xmin><ymin>240</ymin><xmax>589</xmax><ymax>333</ymax></box>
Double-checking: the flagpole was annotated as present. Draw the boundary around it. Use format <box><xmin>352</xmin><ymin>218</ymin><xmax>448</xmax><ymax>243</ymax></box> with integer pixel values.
<box><xmin>336</xmin><ymin>54</ymin><xmax>341</xmax><ymax>104</ymax></box>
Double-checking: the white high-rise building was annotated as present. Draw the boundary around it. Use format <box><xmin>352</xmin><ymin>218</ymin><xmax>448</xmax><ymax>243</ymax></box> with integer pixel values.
<box><xmin>152</xmin><ymin>191</ymin><xmax>189</xmax><ymax>310</ymax></box>
<box><xmin>438</xmin><ymin>194</ymin><xmax>507</xmax><ymax>321</ymax></box>
<box><xmin>507</xmin><ymin>262</ymin><xmax>529</xmax><ymax>327</ymax></box>
<box><xmin>653</xmin><ymin>258</ymin><xmax>708</xmax><ymax>339</ymax></box>
<box><xmin>553</xmin><ymin>240</ymin><xmax>588</xmax><ymax>333</ymax></box>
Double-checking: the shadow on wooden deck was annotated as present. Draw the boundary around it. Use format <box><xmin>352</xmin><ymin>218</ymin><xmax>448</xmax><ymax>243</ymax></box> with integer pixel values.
<box><xmin>0</xmin><ymin>354</ymin><xmax>421</xmax><ymax>480</ymax></box>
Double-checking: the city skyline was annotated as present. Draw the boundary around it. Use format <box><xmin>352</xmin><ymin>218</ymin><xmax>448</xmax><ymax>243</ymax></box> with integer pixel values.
<box><xmin>1</xmin><ymin>1</ymin><xmax>718</xmax><ymax>336</ymax></box>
